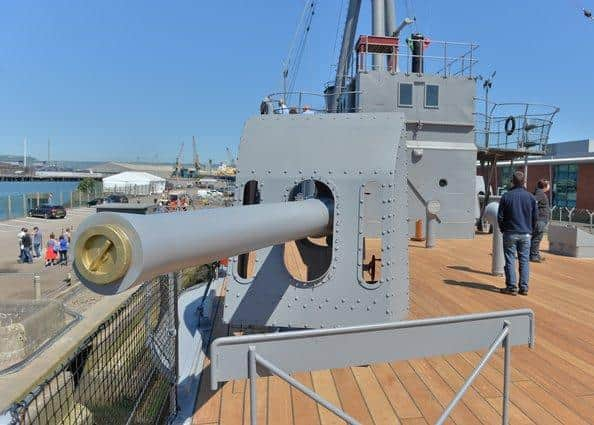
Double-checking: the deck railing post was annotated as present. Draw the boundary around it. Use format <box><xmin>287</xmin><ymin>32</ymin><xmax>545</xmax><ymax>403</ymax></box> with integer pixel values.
<box><xmin>248</xmin><ymin>346</ymin><xmax>257</xmax><ymax>425</ymax></box>
<box><xmin>7</xmin><ymin>195</ymin><xmax>11</xmax><ymax>219</ymax></box>
<box><xmin>436</xmin><ymin>324</ymin><xmax>510</xmax><ymax>425</ymax></box>
<box><xmin>502</xmin><ymin>321</ymin><xmax>511</xmax><ymax>425</ymax></box>
<box><xmin>254</xmin><ymin>353</ymin><xmax>361</xmax><ymax>425</ymax></box>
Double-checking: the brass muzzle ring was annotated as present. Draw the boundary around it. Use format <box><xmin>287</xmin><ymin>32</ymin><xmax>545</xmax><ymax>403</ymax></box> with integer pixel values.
<box><xmin>75</xmin><ymin>224</ymin><xmax>132</xmax><ymax>285</ymax></box>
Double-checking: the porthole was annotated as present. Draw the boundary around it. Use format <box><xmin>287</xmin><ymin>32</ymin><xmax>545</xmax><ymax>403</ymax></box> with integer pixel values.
<box><xmin>439</xmin><ymin>178</ymin><xmax>448</xmax><ymax>188</ymax></box>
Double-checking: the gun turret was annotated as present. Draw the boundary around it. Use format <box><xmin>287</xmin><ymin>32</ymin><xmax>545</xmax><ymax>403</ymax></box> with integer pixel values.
<box><xmin>74</xmin><ymin>113</ymin><xmax>409</xmax><ymax>328</ymax></box>
<box><xmin>73</xmin><ymin>198</ymin><xmax>332</xmax><ymax>295</ymax></box>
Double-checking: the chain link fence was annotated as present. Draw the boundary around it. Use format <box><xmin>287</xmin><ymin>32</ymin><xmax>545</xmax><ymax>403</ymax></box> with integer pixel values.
<box><xmin>7</xmin><ymin>274</ymin><xmax>179</xmax><ymax>425</ymax></box>
<box><xmin>0</xmin><ymin>189</ymin><xmax>104</xmax><ymax>221</ymax></box>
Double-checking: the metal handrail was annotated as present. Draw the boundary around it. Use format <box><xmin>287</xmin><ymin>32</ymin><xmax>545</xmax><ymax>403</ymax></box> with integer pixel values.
<box><xmin>354</xmin><ymin>39</ymin><xmax>479</xmax><ymax>77</ymax></box>
<box><xmin>211</xmin><ymin>310</ymin><xmax>534</xmax><ymax>425</ymax></box>
<box><xmin>248</xmin><ymin>348</ymin><xmax>361</xmax><ymax>425</ymax></box>
<box><xmin>243</xmin><ymin>320</ymin><xmax>515</xmax><ymax>425</ymax></box>
<box><xmin>436</xmin><ymin>322</ymin><xmax>511</xmax><ymax>424</ymax></box>
<box><xmin>265</xmin><ymin>89</ymin><xmax>363</xmax><ymax>113</ymax></box>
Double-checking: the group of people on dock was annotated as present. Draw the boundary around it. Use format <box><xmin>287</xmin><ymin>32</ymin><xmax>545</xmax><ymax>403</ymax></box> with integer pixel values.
<box><xmin>17</xmin><ymin>226</ymin><xmax>71</xmax><ymax>266</ymax></box>
<box><xmin>497</xmin><ymin>171</ymin><xmax>550</xmax><ymax>296</ymax></box>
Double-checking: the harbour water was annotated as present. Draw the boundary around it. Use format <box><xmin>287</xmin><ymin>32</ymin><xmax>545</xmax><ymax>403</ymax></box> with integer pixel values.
<box><xmin>0</xmin><ymin>181</ymin><xmax>84</xmax><ymax>220</ymax></box>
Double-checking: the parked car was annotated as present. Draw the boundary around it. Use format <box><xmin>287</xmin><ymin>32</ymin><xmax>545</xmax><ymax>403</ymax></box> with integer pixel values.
<box><xmin>28</xmin><ymin>204</ymin><xmax>67</xmax><ymax>219</ymax></box>
<box><xmin>87</xmin><ymin>197</ymin><xmax>105</xmax><ymax>206</ymax></box>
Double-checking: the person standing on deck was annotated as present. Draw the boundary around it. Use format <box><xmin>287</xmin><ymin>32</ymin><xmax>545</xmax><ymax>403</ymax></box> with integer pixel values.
<box><xmin>497</xmin><ymin>171</ymin><xmax>537</xmax><ymax>296</ymax></box>
<box><xmin>530</xmin><ymin>179</ymin><xmax>550</xmax><ymax>262</ymax></box>
<box><xmin>32</xmin><ymin>226</ymin><xmax>43</xmax><ymax>258</ymax></box>
<box><xmin>302</xmin><ymin>105</ymin><xmax>315</xmax><ymax>115</ymax></box>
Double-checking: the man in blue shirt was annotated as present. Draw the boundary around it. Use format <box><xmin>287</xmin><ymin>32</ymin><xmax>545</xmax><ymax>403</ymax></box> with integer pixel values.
<box><xmin>497</xmin><ymin>171</ymin><xmax>537</xmax><ymax>296</ymax></box>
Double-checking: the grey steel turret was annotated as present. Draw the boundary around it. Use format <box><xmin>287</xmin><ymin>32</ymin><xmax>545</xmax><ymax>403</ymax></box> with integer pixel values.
<box><xmin>74</xmin><ymin>112</ymin><xmax>410</xmax><ymax>329</ymax></box>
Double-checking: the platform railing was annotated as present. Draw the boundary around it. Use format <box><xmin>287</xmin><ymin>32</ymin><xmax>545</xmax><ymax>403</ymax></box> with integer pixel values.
<box><xmin>265</xmin><ymin>89</ymin><xmax>362</xmax><ymax>114</ymax></box>
<box><xmin>474</xmin><ymin>100</ymin><xmax>559</xmax><ymax>152</ymax></box>
<box><xmin>355</xmin><ymin>39</ymin><xmax>479</xmax><ymax>77</ymax></box>
<box><xmin>211</xmin><ymin>309</ymin><xmax>534</xmax><ymax>425</ymax></box>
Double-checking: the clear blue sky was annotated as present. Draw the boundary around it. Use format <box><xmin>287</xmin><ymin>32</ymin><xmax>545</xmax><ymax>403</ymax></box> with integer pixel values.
<box><xmin>0</xmin><ymin>0</ymin><xmax>592</xmax><ymax>163</ymax></box>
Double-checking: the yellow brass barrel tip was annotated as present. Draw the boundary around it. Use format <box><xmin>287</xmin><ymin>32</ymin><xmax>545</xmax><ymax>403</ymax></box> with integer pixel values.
<box><xmin>74</xmin><ymin>224</ymin><xmax>132</xmax><ymax>285</ymax></box>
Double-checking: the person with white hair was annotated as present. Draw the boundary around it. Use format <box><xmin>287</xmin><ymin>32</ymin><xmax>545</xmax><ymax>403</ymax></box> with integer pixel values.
<box><xmin>278</xmin><ymin>98</ymin><xmax>290</xmax><ymax>114</ymax></box>
<box><xmin>302</xmin><ymin>105</ymin><xmax>315</xmax><ymax>115</ymax></box>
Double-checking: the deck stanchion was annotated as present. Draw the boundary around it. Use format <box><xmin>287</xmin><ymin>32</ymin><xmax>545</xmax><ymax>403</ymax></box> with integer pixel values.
<box><xmin>436</xmin><ymin>324</ymin><xmax>510</xmax><ymax>425</ymax></box>
<box><xmin>502</xmin><ymin>321</ymin><xmax>511</xmax><ymax>425</ymax></box>
<box><xmin>7</xmin><ymin>195</ymin><xmax>11</xmax><ymax>219</ymax></box>
<box><xmin>426</xmin><ymin>214</ymin><xmax>436</xmax><ymax>248</ymax></box>
<box><xmin>248</xmin><ymin>347</ymin><xmax>258</xmax><ymax>425</ymax></box>
<box><xmin>22</xmin><ymin>194</ymin><xmax>26</xmax><ymax>217</ymax></box>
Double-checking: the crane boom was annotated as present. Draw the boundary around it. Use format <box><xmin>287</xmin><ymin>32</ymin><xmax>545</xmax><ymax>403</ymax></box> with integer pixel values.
<box><xmin>192</xmin><ymin>136</ymin><xmax>200</xmax><ymax>173</ymax></box>
<box><xmin>172</xmin><ymin>141</ymin><xmax>185</xmax><ymax>177</ymax></box>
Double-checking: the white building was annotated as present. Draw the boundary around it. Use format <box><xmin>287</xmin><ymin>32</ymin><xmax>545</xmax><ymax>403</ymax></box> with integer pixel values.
<box><xmin>102</xmin><ymin>171</ymin><xmax>166</xmax><ymax>195</ymax></box>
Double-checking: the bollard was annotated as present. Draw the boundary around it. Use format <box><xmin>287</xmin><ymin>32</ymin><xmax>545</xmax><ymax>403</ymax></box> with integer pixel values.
<box><xmin>425</xmin><ymin>201</ymin><xmax>440</xmax><ymax>249</ymax></box>
<box><xmin>484</xmin><ymin>202</ymin><xmax>504</xmax><ymax>276</ymax></box>
<box><xmin>412</xmin><ymin>219</ymin><xmax>424</xmax><ymax>241</ymax></box>
<box><xmin>33</xmin><ymin>274</ymin><xmax>41</xmax><ymax>300</ymax></box>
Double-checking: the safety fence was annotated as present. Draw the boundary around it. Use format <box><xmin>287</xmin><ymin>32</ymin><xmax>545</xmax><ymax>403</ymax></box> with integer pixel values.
<box><xmin>7</xmin><ymin>274</ymin><xmax>179</xmax><ymax>425</ymax></box>
<box><xmin>550</xmin><ymin>206</ymin><xmax>594</xmax><ymax>232</ymax></box>
<box><xmin>0</xmin><ymin>190</ymin><xmax>104</xmax><ymax>221</ymax></box>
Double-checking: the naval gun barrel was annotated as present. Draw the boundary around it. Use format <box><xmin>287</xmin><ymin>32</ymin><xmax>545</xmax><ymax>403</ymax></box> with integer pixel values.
<box><xmin>73</xmin><ymin>199</ymin><xmax>332</xmax><ymax>295</ymax></box>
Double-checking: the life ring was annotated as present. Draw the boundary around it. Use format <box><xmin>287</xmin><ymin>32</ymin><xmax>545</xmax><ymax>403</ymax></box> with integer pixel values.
<box><xmin>504</xmin><ymin>116</ymin><xmax>516</xmax><ymax>136</ymax></box>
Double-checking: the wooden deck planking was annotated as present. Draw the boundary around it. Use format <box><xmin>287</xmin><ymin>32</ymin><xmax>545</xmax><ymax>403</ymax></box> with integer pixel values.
<box><xmin>193</xmin><ymin>235</ymin><xmax>594</xmax><ymax>424</ymax></box>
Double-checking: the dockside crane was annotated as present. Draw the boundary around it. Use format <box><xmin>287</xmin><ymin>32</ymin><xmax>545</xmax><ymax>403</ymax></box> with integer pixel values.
<box><xmin>172</xmin><ymin>141</ymin><xmax>185</xmax><ymax>177</ymax></box>
<box><xmin>192</xmin><ymin>136</ymin><xmax>200</xmax><ymax>175</ymax></box>
<box><xmin>225</xmin><ymin>147</ymin><xmax>236</xmax><ymax>168</ymax></box>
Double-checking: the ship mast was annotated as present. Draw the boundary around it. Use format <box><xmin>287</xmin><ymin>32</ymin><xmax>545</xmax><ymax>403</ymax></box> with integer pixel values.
<box><xmin>331</xmin><ymin>0</ymin><xmax>362</xmax><ymax>112</ymax></box>
<box><xmin>332</xmin><ymin>0</ymin><xmax>397</xmax><ymax>111</ymax></box>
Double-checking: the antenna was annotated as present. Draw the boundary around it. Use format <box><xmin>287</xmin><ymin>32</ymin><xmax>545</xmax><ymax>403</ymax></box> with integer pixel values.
<box><xmin>48</xmin><ymin>139</ymin><xmax>51</xmax><ymax>165</ymax></box>
<box><xmin>477</xmin><ymin>71</ymin><xmax>496</xmax><ymax>148</ymax></box>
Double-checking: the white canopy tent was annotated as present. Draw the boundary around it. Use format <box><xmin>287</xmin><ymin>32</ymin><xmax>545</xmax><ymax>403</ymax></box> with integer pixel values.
<box><xmin>102</xmin><ymin>171</ymin><xmax>166</xmax><ymax>195</ymax></box>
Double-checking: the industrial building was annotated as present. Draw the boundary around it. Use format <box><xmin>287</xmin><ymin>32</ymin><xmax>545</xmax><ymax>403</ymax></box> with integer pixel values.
<box><xmin>478</xmin><ymin>139</ymin><xmax>594</xmax><ymax>209</ymax></box>
<box><xmin>88</xmin><ymin>162</ymin><xmax>176</xmax><ymax>179</ymax></box>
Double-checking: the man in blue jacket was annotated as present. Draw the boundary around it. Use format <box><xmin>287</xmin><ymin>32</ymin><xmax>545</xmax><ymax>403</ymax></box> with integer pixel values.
<box><xmin>497</xmin><ymin>171</ymin><xmax>537</xmax><ymax>296</ymax></box>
